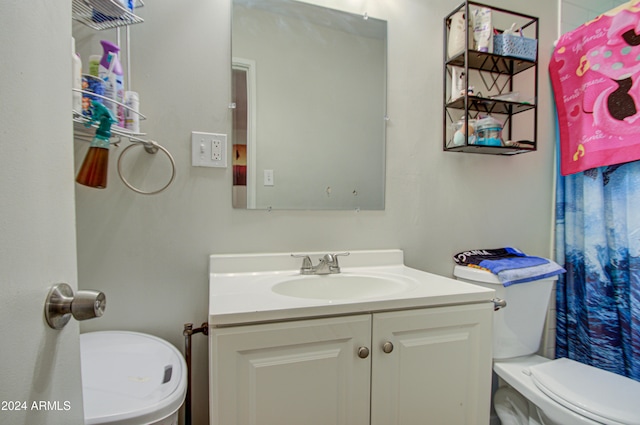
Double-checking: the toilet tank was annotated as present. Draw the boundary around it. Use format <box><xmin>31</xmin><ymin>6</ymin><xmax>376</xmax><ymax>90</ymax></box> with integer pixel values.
<box><xmin>454</xmin><ymin>265</ymin><xmax>556</xmax><ymax>359</ymax></box>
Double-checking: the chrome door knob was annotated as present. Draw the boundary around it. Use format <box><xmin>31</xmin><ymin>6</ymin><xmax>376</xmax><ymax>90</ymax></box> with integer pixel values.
<box><xmin>71</xmin><ymin>290</ymin><xmax>106</xmax><ymax>321</ymax></box>
<box><xmin>382</xmin><ymin>341</ymin><xmax>394</xmax><ymax>353</ymax></box>
<box><xmin>45</xmin><ymin>283</ymin><xmax>106</xmax><ymax>330</ymax></box>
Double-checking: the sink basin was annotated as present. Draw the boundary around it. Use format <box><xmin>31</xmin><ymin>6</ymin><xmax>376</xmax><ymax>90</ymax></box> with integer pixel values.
<box><xmin>210</xmin><ymin>250</ymin><xmax>497</xmax><ymax>326</ymax></box>
<box><xmin>272</xmin><ymin>273</ymin><xmax>415</xmax><ymax>300</ymax></box>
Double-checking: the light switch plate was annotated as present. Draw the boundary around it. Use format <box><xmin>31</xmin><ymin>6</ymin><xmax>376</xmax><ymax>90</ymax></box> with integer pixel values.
<box><xmin>264</xmin><ymin>169</ymin><xmax>274</xmax><ymax>186</ymax></box>
<box><xmin>191</xmin><ymin>131</ymin><xmax>227</xmax><ymax>168</ymax></box>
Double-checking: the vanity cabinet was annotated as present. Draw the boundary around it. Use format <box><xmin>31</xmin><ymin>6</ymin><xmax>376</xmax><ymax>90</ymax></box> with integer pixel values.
<box><xmin>211</xmin><ymin>315</ymin><xmax>371</xmax><ymax>425</ymax></box>
<box><xmin>370</xmin><ymin>305</ymin><xmax>491</xmax><ymax>425</ymax></box>
<box><xmin>443</xmin><ymin>1</ymin><xmax>538</xmax><ymax>155</ymax></box>
<box><xmin>210</xmin><ymin>303</ymin><xmax>492</xmax><ymax>425</ymax></box>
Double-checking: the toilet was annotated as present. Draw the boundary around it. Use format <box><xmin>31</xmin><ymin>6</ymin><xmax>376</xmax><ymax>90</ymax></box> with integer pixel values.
<box><xmin>80</xmin><ymin>331</ymin><xmax>187</xmax><ymax>425</ymax></box>
<box><xmin>454</xmin><ymin>265</ymin><xmax>640</xmax><ymax>425</ymax></box>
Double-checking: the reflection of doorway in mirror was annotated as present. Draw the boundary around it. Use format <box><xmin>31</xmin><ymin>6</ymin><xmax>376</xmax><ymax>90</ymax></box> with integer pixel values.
<box><xmin>232</xmin><ymin>58</ymin><xmax>256</xmax><ymax>209</ymax></box>
<box><xmin>233</xmin><ymin>144</ymin><xmax>247</xmax><ymax>186</ymax></box>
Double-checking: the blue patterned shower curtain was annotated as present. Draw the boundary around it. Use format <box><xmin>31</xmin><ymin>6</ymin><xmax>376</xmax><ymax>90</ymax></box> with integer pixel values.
<box><xmin>555</xmin><ymin>161</ymin><xmax>640</xmax><ymax>381</ymax></box>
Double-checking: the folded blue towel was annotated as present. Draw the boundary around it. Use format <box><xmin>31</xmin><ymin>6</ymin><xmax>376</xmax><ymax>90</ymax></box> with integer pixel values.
<box><xmin>454</xmin><ymin>247</ymin><xmax>547</xmax><ymax>273</ymax></box>
<box><xmin>498</xmin><ymin>261</ymin><xmax>566</xmax><ymax>287</ymax></box>
<box><xmin>453</xmin><ymin>247</ymin><xmax>566</xmax><ymax>286</ymax></box>
<box><xmin>478</xmin><ymin>256</ymin><xmax>549</xmax><ymax>274</ymax></box>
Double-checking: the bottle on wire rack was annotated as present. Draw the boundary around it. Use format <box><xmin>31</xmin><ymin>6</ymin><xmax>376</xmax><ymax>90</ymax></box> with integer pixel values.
<box><xmin>71</xmin><ymin>37</ymin><xmax>82</xmax><ymax>114</ymax></box>
<box><xmin>98</xmin><ymin>40</ymin><xmax>125</xmax><ymax>128</ymax></box>
<box><xmin>76</xmin><ymin>101</ymin><xmax>117</xmax><ymax>189</ymax></box>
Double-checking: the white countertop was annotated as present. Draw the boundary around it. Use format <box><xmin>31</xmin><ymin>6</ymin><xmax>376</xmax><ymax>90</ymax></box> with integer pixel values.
<box><xmin>209</xmin><ymin>249</ymin><xmax>495</xmax><ymax>327</ymax></box>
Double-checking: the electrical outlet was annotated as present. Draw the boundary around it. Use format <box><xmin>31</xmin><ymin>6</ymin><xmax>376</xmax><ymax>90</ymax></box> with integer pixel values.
<box><xmin>212</xmin><ymin>139</ymin><xmax>222</xmax><ymax>161</ymax></box>
<box><xmin>191</xmin><ymin>132</ymin><xmax>227</xmax><ymax>168</ymax></box>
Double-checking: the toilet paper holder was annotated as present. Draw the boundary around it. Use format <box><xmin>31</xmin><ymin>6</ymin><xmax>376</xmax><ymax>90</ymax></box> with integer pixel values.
<box><xmin>45</xmin><ymin>283</ymin><xmax>106</xmax><ymax>330</ymax></box>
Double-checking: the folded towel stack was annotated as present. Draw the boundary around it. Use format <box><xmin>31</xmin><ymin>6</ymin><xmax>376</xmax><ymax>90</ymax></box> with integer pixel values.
<box><xmin>453</xmin><ymin>247</ymin><xmax>566</xmax><ymax>286</ymax></box>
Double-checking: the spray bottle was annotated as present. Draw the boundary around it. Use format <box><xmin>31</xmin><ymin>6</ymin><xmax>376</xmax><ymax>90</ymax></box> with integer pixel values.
<box><xmin>98</xmin><ymin>40</ymin><xmax>124</xmax><ymax>127</ymax></box>
<box><xmin>76</xmin><ymin>101</ymin><xmax>117</xmax><ymax>189</ymax></box>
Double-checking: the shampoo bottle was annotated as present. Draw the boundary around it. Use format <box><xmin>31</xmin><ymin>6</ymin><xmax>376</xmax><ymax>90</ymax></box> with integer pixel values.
<box><xmin>98</xmin><ymin>40</ymin><xmax>124</xmax><ymax>127</ymax></box>
<box><xmin>472</xmin><ymin>7</ymin><xmax>492</xmax><ymax>52</ymax></box>
<box><xmin>124</xmin><ymin>91</ymin><xmax>140</xmax><ymax>133</ymax></box>
<box><xmin>448</xmin><ymin>11</ymin><xmax>466</xmax><ymax>58</ymax></box>
<box><xmin>88</xmin><ymin>54</ymin><xmax>101</xmax><ymax>77</ymax></box>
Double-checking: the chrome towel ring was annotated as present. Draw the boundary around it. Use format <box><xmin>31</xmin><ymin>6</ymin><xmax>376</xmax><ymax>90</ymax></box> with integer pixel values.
<box><xmin>117</xmin><ymin>140</ymin><xmax>176</xmax><ymax>195</ymax></box>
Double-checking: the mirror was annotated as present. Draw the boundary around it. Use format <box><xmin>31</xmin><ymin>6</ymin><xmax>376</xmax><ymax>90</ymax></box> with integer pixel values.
<box><xmin>231</xmin><ymin>0</ymin><xmax>387</xmax><ymax>210</ymax></box>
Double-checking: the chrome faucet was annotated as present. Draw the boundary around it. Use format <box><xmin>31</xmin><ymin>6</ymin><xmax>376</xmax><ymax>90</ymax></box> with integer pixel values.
<box><xmin>291</xmin><ymin>252</ymin><xmax>350</xmax><ymax>275</ymax></box>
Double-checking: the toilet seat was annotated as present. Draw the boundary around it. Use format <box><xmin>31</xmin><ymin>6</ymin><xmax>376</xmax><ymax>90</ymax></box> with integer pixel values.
<box><xmin>528</xmin><ymin>358</ymin><xmax>640</xmax><ymax>425</ymax></box>
<box><xmin>81</xmin><ymin>331</ymin><xmax>187</xmax><ymax>425</ymax></box>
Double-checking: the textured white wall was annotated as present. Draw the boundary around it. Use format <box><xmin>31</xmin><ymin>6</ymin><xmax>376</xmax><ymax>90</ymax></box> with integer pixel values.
<box><xmin>561</xmin><ymin>0</ymin><xmax>629</xmax><ymax>34</ymax></box>
<box><xmin>74</xmin><ymin>1</ymin><xmax>559</xmax><ymax>424</ymax></box>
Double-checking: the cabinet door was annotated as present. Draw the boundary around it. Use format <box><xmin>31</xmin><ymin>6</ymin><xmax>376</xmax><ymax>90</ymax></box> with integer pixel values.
<box><xmin>371</xmin><ymin>304</ymin><xmax>493</xmax><ymax>425</ymax></box>
<box><xmin>211</xmin><ymin>315</ymin><xmax>372</xmax><ymax>425</ymax></box>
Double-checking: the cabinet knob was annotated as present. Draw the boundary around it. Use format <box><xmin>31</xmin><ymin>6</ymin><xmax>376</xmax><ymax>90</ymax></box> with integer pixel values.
<box><xmin>357</xmin><ymin>346</ymin><xmax>370</xmax><ymax>359</ymax></box>
<box><xmin>382</xmin><ymin>341</ymin><xmax>394</xmax><ymax>354</ymax></box>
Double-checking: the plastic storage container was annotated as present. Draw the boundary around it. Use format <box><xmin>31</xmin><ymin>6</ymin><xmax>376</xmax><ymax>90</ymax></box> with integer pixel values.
<box><xmin>80</xmin><ymin>331</ymin><xmax>187</xmax><ymax>425</ymax></box>
<box><xmin>451</xmin><ymin>118</ymin><xmax>477</xmax><ymax>146</ymax></box>
<box><xmin>474</xmin><ymin>116</ymin><xmax>503</xmax><ymax>146</ymax></box>
<box><xmin>493</xmin><ymin>33</ymin><xmax>537</xmax><ymax>61</ymax></box>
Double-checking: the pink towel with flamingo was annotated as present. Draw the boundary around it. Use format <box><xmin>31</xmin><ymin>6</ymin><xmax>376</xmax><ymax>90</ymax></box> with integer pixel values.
<box><xmin>549</xmin><ymin>1</ymin><xmax>640</xmax><ymax>176</ymax></box>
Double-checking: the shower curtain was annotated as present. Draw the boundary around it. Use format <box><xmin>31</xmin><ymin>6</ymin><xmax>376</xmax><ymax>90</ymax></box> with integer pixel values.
<box><xmin>555</xmin><ymin>161</ymin><xmax>640</xmax><ymax>381</ymax></box>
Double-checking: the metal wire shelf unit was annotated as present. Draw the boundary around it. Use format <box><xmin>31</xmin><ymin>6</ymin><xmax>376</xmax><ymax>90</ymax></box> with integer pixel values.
<box><xmin>72</xmin><ymin>0</ymin><xmax>144</xmax><ymax>30</ymax></box>
<box><xmin>443</xmin><ymin>1</ymin><xmax>539</xmax><ymax>155</ymax></box>
<box><xmin>72</xmin><ymin>0</ymin><xmax>176</xmax><ymax>194</ymax></box>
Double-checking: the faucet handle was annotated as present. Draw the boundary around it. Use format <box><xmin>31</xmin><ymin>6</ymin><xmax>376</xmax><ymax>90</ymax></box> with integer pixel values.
<box><xmin>291</xmin><ymin>254</ymin><xmax>313</xmax><ymax>273</ymax></box>
<box><xmin>332</xmin><ymin>252</ymin><xmax>350</xmax><ymax>263</ymax></box>
<box><xmin>327</xmin><ymin>252</ymin><xmax>350</xmax><ymax>272</ymax></box>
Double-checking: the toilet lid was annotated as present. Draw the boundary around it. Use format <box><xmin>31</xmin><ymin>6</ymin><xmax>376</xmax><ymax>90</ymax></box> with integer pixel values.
<box><xmin>80</xmin><ymin>331</ymin><xmax>187</xmax><ymax>425</ymax></box>
<box><xmin>528</xmin><ymin>358</ymin><xmax>640</xmax><ymax>425</ymax></box>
